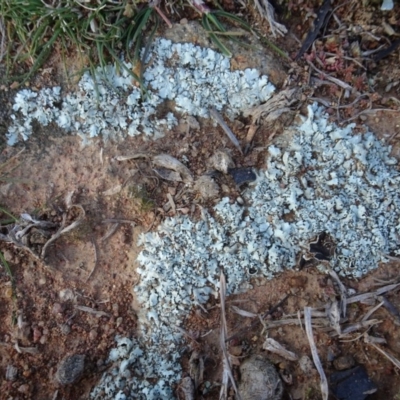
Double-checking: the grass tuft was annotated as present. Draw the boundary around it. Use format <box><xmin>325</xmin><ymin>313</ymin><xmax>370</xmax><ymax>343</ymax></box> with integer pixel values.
<box><xmin>0</xmin><ymin>0</ymin><xmax>287</xmax><ymax>89</ymax></box>
<box><xmin>0</xmin><ymin>0</ymin><xmax>154</xmax><ymax>86</ymax></box>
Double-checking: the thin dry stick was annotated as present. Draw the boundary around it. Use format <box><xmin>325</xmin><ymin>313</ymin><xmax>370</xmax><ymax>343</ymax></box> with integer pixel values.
<box><xmin>209</xmin><ymin>107</ymin><xmax>243</xmax><ymax>154</ymax></box>
<box><xmin>86</xmin><ymin>236</ymin><xmax>99</xmax><ymax>282</ymax></box>
<box><xmin>75</xmin><ymin>305</ymin><xmax>110</xmax><ymax>318</ymax></box>
<box><xmin>231</xmin><ymin>305</ymin><xmax>258</xmax><ymax>318</ymax></box>
<box><xmin>219</xmin><ymin>270</ymin><xmax>241</xmax><ymax>400</ymax></box>
<box><xmin>365</xmin><ymin>337</ymin><xmax>400</xmax><ymax>369</ymax></box>
<box><xmin>327</xmin><ymin>266</ymin><xmax>348</xmax><ymax>317</ymax></box>
<box><xmin>379</xmin><ymin>295</ymin><xmax>400</xmax><ymax>325</ymax></box>
<box><xmin>101</xmin><ymin>222</ymin><xmax>120</xmax><ymax>242</ymax></box>
<box><xmin>225</xmin><ymin>294</ymin><xmax>290</xmax><ymax>342</ymax></box>
<box><xmin>347</xmin><ymin>283</ymin><xmax>400</xmax><ymax>304</ymax></box>
<box><xmin>361</xmin><ymin>301</ymin><xmax>384</xmax><ymax>322</ymax></box>
<box><xmin>102</xmin><ymin>218</ymin><xmax>136</xmax><ymax>224</ymax></box>
<box><xmin>304</xmin><ymin>307</ymin><xmax>329</xmax><ymax>400</ymax></box>
<box><xmin>41</xmin><ymin>218</ymin><xmax>81</xmax><ymax>259</ymax></box>
<box><xmin>0</xmin><ymin>17</ymin><xmax>5</xmax><ymax>64</ymax></box>
<box><xmin>153</xmin><ymin>4</ymin><xmax>173</xmax><ymax>28</ymax></box>
<box><xmin>341</xmin><ymin>107</ymin><xmax>400</xmax><ymax>124</ymax></box>
<box><xmin>306</xmin><ymin>59</ymin><xmax>353</xmax><ymax>91</ymax></box>
<box><xmin>340</xmin><ymin>319</ymin><xmax>381</xmax><ymax>335</ymax></box>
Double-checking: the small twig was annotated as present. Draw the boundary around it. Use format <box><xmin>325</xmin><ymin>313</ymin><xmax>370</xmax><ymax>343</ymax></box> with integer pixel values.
<box><xmin>378</xmin><ymin>295</ymin><xmax>400</xmax><ymax>325</ymax></box>
<box><xmin>167</xmin><ymin>193</ymin><xmax>176</xmax><ymax>214</ymax></box>
<box><xmin>253</xmin><ymin>0</ymin><xmax>287</xmax><ymax>38</ymax></box>
<box><xmin>153</xmin><ymin>5</ymin><xmax>172</xmax><ymax>28</ymax></box>
<box><xmin>0</xmin><ymin>17</ymin><xmax>6</xmax><ymax>64</ymax></box>
<box><xmin>209</xmin><ymin>107</ymin><xmax>243</xmax><ymax>154</ymax></box>
<box><xmin>75</xmin><ymin>305</ymin><xmax>110</xmax><ymax>318</ymax></box>
<box><xmin>361</xmin><ymin>301</ymin><xmax>384</xmax><ymax>322</ymax></box>
<box><xmin>174</xmin><ymin>325</ymin><xmax>200</xmax><ymax>343</ymax></box>
<box><xmin>225</xmin><ymin>294</ymin><xmax>290</xmax><ymax>342</ymax></box>
<box><xmin>306</xmin><ymin>59</ymin><xmax>353</xmax><ymax>91</ymax></box>
<box><xmin>324</xmin><ymin>51</ymin><xmax>365</xmax><ymax>69</ymax></box>
<box><xmin>102</xmin><ymin>218</ymin><xmax>136</xmax><ymax>224</ymax></box>
<box><xmin>41</xmin><ymin>217</ymin><xmax>81</xmax><ymax>259</ymax></box>
<box><xmin>14</xmin><ymin>342</ymin><xmax>39</xmax><ymax>354</ymax></box>
<box><xmin>347</xmin><ymin>283</ymin><xmax>400</xmax><ymax>304</ymax></box>
<box><xmin>365</xmin><ymin>336</ymin><xmax>400</xmax><ymax>369</ymax></box>
<box><xmin>339</xmin><ymin>319</ymin><xmax>381</xmax><ymax>335</ymax></box>
<box><xmin>101</xmin><ymin>222</ymin><xmax>119</xmax><ymax>242</ymax></box>
<box><xmin>327</xmin><ymin>266</ymin><xmax>348</xmax><ymax>317</ymax></box>
<box><xmin>219</xmin><ymin>270</ymin><xmax>241</xmax><ymax>400</ymax></box>
<box><xmin>361</xmin><ymin>44</ymin><xmax>386</xmax><ymax>57</ymax></box>
<box><xmin>86</xmin><ymin>236</ymin><xmax>99</xmax><ymax>282</ymax></box>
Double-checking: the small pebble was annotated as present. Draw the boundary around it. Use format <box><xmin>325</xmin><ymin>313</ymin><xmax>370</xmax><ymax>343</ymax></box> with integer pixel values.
<box><xmin>60</xmin><ymin>324</ymin><xmax>71</xmax><ymax>335</ymax></box>
<box><xmin>33</xmin><ymin>327</ymin><xmax>42</xmax><ymax>343</ymax></box>
<box><xmin>6</xmin><ymin>365</ymin><xmax>17</xmax><ymax>381</ymax></box>
<box><xmin>18</xmin><ymin>384</ymin><xmax>30</xmax><ymax>394</ymax></box>
<box><xmin>55</xmin><ymin>354</ymin><xmax>85</xmax><ymax>385</ymax></box>
<box><xmin>230</xmin><ymin>345</ymin><xmax>242</xmax><ymax>356</ymax></box>
<box><xmin>89</xmin><ymin>329</ymin><xmax>98</xmax><ymax>341</ymax></box>
<box><xmin>52</xmin><ymin>303</ymin><xmax>64</xmax><ymax>315</ymax></box>
<box><xmin>333</xmin><ymin>355</ymin><xmax>356</xmax><ymax>371</ymax></box>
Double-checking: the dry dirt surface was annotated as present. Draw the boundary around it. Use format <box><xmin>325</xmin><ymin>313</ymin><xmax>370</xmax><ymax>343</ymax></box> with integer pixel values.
<box><xmin>0</xmin><ymin>1</ymin><xmax>400</xmax><ymax>399</ymax></box>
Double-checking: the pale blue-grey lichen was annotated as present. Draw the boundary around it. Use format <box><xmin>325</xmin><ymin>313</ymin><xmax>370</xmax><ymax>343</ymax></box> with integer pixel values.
<box><xmin>7</xmin><ymin>38</ymin><xmax>274</xmax><ymax>146</ymax></box>
<box><xmin>92</xmin><ymin>104</ymin><xmax>400</xmax><ymax>399</ymax></box>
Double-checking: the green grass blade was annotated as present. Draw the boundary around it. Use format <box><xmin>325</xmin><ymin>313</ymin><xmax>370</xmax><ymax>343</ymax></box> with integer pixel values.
<box><xmin>21</xmin><ymin>22</ymin><xmax>62</xmax><ymax>83</ymax></box>
<box><xmin>202</xmin><ymin>14</ymin><xmax>232</xmax><ymax>57</ymax></box>
<box><xmin>105</xmin><ymin>43</ymin><xmax>147</xmax><ymax>92</ymax></box>
<box><xmin>0</xmin><ymin>250</ymin><xmax>14</xmax><ymax>286</ymax></box>
<box><xmin>212</xmin><ymin>10</ymin><xmax>253</xmax><ymax>31</ymax></box>
<box><xmin>0</xmin><ymin>206</ymin><xmax>17</xmax><ymax>222</ymax></box>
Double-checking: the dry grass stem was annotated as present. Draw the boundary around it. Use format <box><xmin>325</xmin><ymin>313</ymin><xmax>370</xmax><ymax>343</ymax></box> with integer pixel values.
<box><xmin>339</xmin><ymin>319</ymin><xmax>381</xmax><ymax>335</ymax></box>
<box><xmin>86</xmin><ymin>236</ymin><xmax>99</xmax><ymax>282</ymax></box>
<box><xmin>263</xmin><ymin>337</ymin><xmax>298</xmax><ymax>361</ymax></box>
<box><xmin>347</xmin><ymin>283</ymin><xmax>400</xmax><ymax>304</ymax></box>
<box><xmin>326</xmin><ymin>300</ymin><xmax>341</xmax><ymax>335</ymax></box>
<box><xmin>361</xmin><ymin>301</ymin><xmax>384</xmax><ymax>322</ymax></box>
<box><xmin>230</xmin><ymin>305</ymin><xmax>258</xmax><ymax>318</ymax></box>
<box><xmin>41</xmin><ymin>219</ymin><xmax>81</xmax><ymax>259</ymax></box>
<box><xmin>102</xmin><ymin>219</ymin><xmax>136</xmax><ymax>224</ymax></box>
<box><xmin>75</xmin><ymin>305</ymin><xmax>110</xmax><ymax>318</ymax></box>
<box><xmin>306</xmin><ymin>59</ymin><xmax>353</xmax><ymax>92</ymax></box>
<box><xmin>304</xmin><ymin>307</ymin><xmax>329</xmax><ymax>400</ymax></box>
<box><xmin>0</xmin><ymin>17</ymin><xmax>5</xmax><ymax>63</ymax></box>
<box><xmin>167</xmin><ymin>193</ymin><xmax>176</xmax><ymax>214</ymax></box>
<box><xmin>210</xmin><ymin>108</ymin><xmax>243</xmax><ymax>154</ymax></box>
<box><xmin>115</xmin><ymin>153</ymin><xmax>151</xmax><ymax>161</ymax></box>
<box><xmin>365</xmin><ymin>336</ymin><xmax>400</xmax><ymax>370</ymax></box>
<box><xmin>14</xmin><ymin>343</ymin><xmax>39</xmax><ymax>354</ymax></box>
<box><xmin>101</xmin><ymin>222</ymin><xmax>120</xmax><ymax>242</ymax></box>
<box><xmin>253</xmin><ymin>0</ymin><xmax>287</xmax><ymax>37</ymax></box>
<box><xmin>219</xmin><ymin>270</ymin><xmax>241</xmax><ymax>400</ymax></box>
<box><xmin>378</xmin><ymin>295</ymin><xmax>400</xmax><ymax>325</ymax></box>
<box><xmin>327</xmin><ymin>268</ymin><xmax>348</xmax><ymax>317</ymax></box>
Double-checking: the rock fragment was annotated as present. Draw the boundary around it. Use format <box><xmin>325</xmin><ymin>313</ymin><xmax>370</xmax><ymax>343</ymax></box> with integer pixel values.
<box><xmin>55</xmin><ymin>354</ymin><xmax>85</xmax><ymax>385</ymax></box>
<box><xmin>237</xmin><ymin>355</ymin><xmax>283</xmax><ymax>400</ymax></box>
